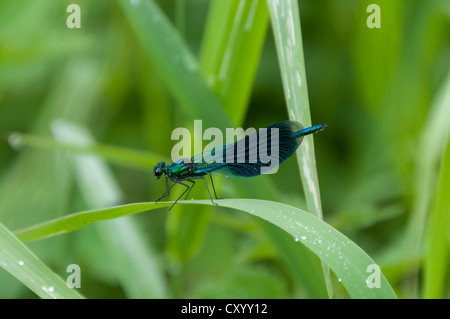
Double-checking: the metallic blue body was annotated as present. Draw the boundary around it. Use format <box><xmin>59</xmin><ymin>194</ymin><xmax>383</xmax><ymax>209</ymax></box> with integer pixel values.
<box><xmin>154</xmin><ymin>121</ymin><xmax>326</xmax><ymax>209</ymax></box>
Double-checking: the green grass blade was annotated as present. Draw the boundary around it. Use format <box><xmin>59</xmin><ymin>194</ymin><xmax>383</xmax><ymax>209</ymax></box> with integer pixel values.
<box><xmin>223</xmin><ymin>199</ymin><xmax>396</xmax><ymax>299</ymax></box>
<box><xmin>199</xmin><ymin>0</ymin><xmax>269</xmax><ymax>124</ymax></box>
<box><xmin>14</xmin><ymin>199</ymin><xmax>397</xmax><ymax>298</ymax></box>
<box><xmin>423</xmin><ymin>138</ymin><xmax>450</xmax><ymax>298</ymax></box>
<box><xmin>257</xmin><ymin>220</ymin><xmax>328</xmax><ymax>298</ymax></box>
<box><xmin>232</xmin><ymin>180</ymin><xmax>328</xmax><ymax>298</ymax></box>
<box><xmin>265</xmin><ymin>0</ymin><xmax>323</xmax><ymax>222</ymax></box>
<box><xmin>117</xmin><ymin>0</ymin><xmax>232</xmax><ymax>130</ymax></box>
<box><xmin>0</xmin><ymin>222</ymin><xmax>84</xmax><ymax>299</ymax></box>
<box><xmin>378</xmin><ymin>67</ymin><xmax>450</xmax><ymax>289</ymax></box>
<box><xmin>266</xmin><ymin>0</ymin><xmax>332</xmax><ymax>297</ymax></box>
<box><xmin>14</xmin><ymin>202</ymin><xmax>171</xmax><ymax>243</ymax></box>
<box><xmin>408</xmin><ymin>69</ymin><xmax>450</xmax><ymax>260</ymax></box>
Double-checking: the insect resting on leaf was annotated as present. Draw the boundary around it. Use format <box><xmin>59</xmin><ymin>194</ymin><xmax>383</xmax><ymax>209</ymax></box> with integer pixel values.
<box><xmin>154</xmin><ymin>121</ymin><xmax>326</xmax><ymax>210</ymax></box>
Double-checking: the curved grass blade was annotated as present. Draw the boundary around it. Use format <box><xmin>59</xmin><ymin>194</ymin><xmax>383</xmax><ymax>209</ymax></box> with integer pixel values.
<box><xmin>14</xmin><ymin>199</ymin><xmax>397</xmax><ymax>299</ymax></box>
<box><xmin>0</xmin><ymin>222</ymin><xmax>84</xmax><ymax>299</ymax></box>
<box><xmin>14</xmin><ymin>202</ymin><xmax>171</xmax><ymax>243</ymax></box>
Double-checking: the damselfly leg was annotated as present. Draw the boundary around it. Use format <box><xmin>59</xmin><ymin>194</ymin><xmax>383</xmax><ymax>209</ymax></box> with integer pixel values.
<box><xmin>209</xmin><ymin>174</ymin><xmax>219</xmax><ymax>200</ymax></box>
<box><xmin>156</xmin><ymin>175</ymin><xmax>219</xmax><ymax>210</ymax></box>
<box><xmin>174</xmin><ymin>176</ymin><xmax>218</xmax><ymax>206</ymax></box>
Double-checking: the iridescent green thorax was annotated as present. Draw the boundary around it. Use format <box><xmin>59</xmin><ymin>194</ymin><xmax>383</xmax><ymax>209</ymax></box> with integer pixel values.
<box><xmin>167</xmin><ymin>158</ymin><xmax>206</xmax><ymax>179</ymax></box>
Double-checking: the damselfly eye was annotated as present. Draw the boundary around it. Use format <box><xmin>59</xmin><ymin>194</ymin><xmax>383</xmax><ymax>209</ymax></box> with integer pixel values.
<box><xmin>154</xmin><ymin>162</ymin><xmax>166</xmax><ymax>179</ymax></box>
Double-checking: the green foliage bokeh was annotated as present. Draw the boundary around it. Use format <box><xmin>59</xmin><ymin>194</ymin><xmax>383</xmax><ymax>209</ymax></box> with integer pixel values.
<box><xmin>0</xmin><ymin>0</ymin><xmax>449</xmax><ymax>299</ymax></box>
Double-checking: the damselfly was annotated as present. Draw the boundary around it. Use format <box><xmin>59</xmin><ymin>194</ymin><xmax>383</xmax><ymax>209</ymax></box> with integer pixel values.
<box><xmin>154</xmin><ymin>121</ymin><xmax>326</xmax><ymax>210</ymax></box>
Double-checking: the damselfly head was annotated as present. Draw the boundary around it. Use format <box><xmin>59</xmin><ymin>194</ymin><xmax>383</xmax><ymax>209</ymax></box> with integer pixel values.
<box><xmin>154</xmin><ymin>162</ymin><xmax>166</xmax><ymax>179</ymax></box>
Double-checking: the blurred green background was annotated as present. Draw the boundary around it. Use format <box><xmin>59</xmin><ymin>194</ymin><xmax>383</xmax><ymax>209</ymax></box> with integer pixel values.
<box><xmin>0</xmin><ymin>0</ymin><xmax>449</xmax><ymax>298</ymax></box>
